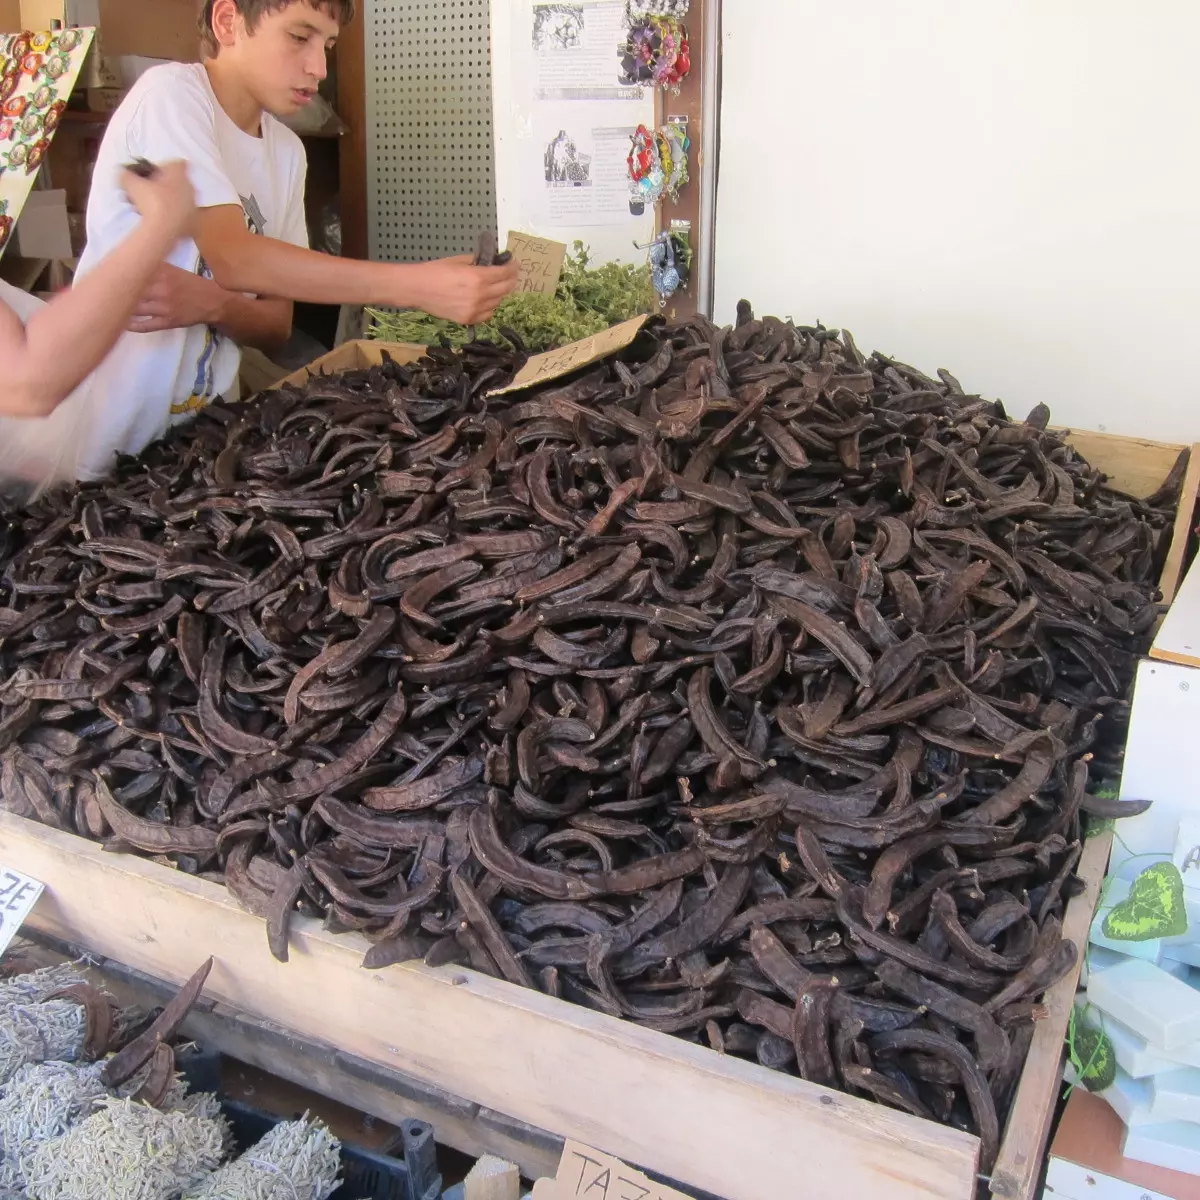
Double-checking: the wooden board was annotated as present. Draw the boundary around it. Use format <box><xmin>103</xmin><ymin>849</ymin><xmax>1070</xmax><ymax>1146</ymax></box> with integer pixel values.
<box><xmin>273</xmin><ymin>340</ymin><xmax>427</xmax><ymax>390</ymax></box>
<box><xmin>277</xmin><ymin>323</ymin><xmax>652</xmax><ymax>400</ymax></box>
<box><xmin>655</xmin><ymin>0</ymin><xmax>708</xmax><ymax>322</ymax></box>
<box><xmin>1060</xmin><ymin>429</ymin><xmax>1195</xmax><ymax>604</ymax></box>
<box><xmin>1151</xmin><ymin>553</ymin><xmax>1200</xmax><ymax>669</ymax></box>
<box><xmin>988</xmin><ymin>829</ymin><xmax>1112</xmax><ymax>1199</ymax></box>
<box><xmin>0</xmin><ymin>813</ymin><xmax>979</xmax><ymax>1200</ymax></box>
<box><xmin>12</xmin><ymin>935</ymin><xmax>565</xmax><ymax>1182</ymax></box>
<box><xmin>239</xmin><ymin>347</ymin><xmax>290</xmax><ymax>397</ymax></box>
<box><xmin>334</xmin><ymin>0</ymin><xmax>367</xmax><ymax>263</ymax></box>
<box><xmin>97</xmin><ymin>0</ymin><xmax>198</xmax><ymax>61</ymax></box>
<box><xmin>1158</xmin><ymin>444</ymin><xmax>1200</xmax><ymax>606</ymax></box>
<box><xmin>1060</xmin><ymin>429</ymin><xmax>1186</xmax><ymax>501</ymax></box>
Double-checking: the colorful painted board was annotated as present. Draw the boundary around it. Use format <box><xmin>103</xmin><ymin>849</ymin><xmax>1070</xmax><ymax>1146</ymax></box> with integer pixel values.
<box><xmin>0</xmin><ymin>26</ymin><xmax>94</xmax><ymax>258</ymax></box>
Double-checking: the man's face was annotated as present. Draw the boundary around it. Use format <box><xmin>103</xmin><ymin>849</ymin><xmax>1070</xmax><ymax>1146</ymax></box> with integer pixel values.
<box><xmin>230</xmin><ymin>2</ymin><xmax>340</xmax><ymax>118</ymax></box>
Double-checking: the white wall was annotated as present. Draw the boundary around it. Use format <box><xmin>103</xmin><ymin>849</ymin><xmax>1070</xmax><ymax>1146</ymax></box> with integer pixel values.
<box><xmin>716</xmin><ymin>2</ymin><xmax>1200</xmax><ymax>442</ymax></box>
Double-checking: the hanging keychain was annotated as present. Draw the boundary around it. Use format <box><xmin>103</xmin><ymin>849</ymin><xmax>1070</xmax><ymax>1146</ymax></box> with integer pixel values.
<box><xmin>627</xmin><ymin>123</ymin><xmax>664</xmax><ymax>213</ymax></box>
<box><xmin>619</xmin><ymin>13</ymin><xmax>691</xmax><ymax>91</ymax></box>
<box><xmin>651</xmin><ymin>17</ymin><xmax>688</xmax><ymax>91</ymax></box>
<box><xmin>638</xmin><ymin>228</ymin><xmax>691</xmax><ymax>306</ymax></box>
<box><xmin>628</xmin><ymin>123</ymin><xmax>689</xmax><ymax>214</ymax></box>
<box><xmin>661</xmin><ymin>122</ymin><xmax>690</xmax><ymax>202</ymax></box>
<box><xmin>619</xmin><ymin>17</ymin><xmax>657</xmax><ymax>86</ymax></box>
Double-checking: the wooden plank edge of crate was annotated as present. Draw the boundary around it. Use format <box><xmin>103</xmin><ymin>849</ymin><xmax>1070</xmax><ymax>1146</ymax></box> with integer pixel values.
<box><xmin>0</xmin><ymin>812</ymin><xmax>981</xmax><ymax>1200</ymax></box>
<box><xmin>8</xmin><ymin>936</ymin><xmax>565</xmax><ymax>1182</ymax></box>
<box><xmin>272</xmin><ymin>340</ymin><xmax>428</xmax><ymax>390</ymax></box>
<box><xmin>1060</xmin><ymin>428</ymin><xmax>1191</xmax><ymax>610</ymax></box>
<box><xmin>1061</xmin><ymin>429</ymin><xmax>1187</xmax><ymax>501</ymax></box>
<box><xmin>1157</xmin><ymin>442</ymin><xmax>1200</xmax><ymax>605</ymax></box>
<box><xmin>1150</xmin><ymin>459</ymin><xmax>1200</xmax><ymax>668</ymax></box>
<box><xmin>988</xmin><ymin>828</ymin><xmax>1112</xmax><ymax>1200</ymax></box>
<box><xmin>1147</xmin><ymin>646</ymin><xmax>1200</xmax><ymax>671</ymax></box>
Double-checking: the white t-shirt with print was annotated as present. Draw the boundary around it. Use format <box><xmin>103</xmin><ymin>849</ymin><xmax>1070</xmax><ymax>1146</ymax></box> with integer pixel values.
<box><xmin>74</xmin><ymin>61</ymin><xmax>308</xmax><ymax>475</ymax></box>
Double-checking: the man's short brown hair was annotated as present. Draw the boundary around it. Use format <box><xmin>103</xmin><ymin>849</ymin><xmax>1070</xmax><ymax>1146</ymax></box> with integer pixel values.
<box><xmin>199</xmin><ymin>0</ymin><xmax>355</xmax><ymax>58</ymax></box>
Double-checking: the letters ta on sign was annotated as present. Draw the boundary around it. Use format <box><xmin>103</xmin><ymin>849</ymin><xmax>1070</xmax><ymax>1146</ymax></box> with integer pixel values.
<box><xmin>1174</xmin><ymin>817</ymin><xmax>1200</xmax><ymax>891</ymax></box>
<box><xmin>505</xmin><ymin>231</ymin><xmax>568</xmax><ymax>296</ymax></box>
<box><xmin>531</xmin><ymin>1140</ymin><xmax>692</xmax><ymax>1200</ymax></box>
<box><xmin>0</xmin><ymin>867</ymin><xmax>44</xmax><ymax>958</ymax></box>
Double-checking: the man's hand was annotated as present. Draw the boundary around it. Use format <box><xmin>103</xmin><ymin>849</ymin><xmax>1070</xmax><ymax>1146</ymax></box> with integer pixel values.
<box><xmin>129</xmin><ymin>264</ymin><xmax>225</xmax><ymax>334</ymax></box>
<box><xmin>405</xmin><ymin>254</ymin><xmax>520</xmax><ymax>325</ymax></box>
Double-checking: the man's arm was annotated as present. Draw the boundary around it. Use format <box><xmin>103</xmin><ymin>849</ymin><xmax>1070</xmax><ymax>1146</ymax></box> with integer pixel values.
<box><xmin>129</xmin><ymin>264</ymin><xmax>292</xmax><ymax>353</ymax></box>
<box><xmin>0</xmin><ymin>165</ymin><xmax>195</xmax><ymax>419</ymax></box>
<box><xmin>213</xmin><ymin>294</ymin><xmax>292</xmax><ymax>354</ymax></box>
<box><xmin>195</xmin><ymin>206</ymin><xmax>518</xmax><ymax>325</ymax></box>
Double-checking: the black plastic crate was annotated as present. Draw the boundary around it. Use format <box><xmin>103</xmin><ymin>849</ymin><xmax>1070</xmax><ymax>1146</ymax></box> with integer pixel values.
<box><xmin>177</xmin><ymin>1047</ymin><xmax>440</xmax><ymax>1200</ymax></box>
<box><xmin>222</xmin><ymin>1100</ymin><xmax>411</xmax><ymax>1200</ymax></box>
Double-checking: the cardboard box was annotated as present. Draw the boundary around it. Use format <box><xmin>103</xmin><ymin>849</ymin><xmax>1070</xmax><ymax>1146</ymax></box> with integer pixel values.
<box><xmin>84</xmin><ymin>85</ymin><xmax>122</xmax><ymax>113</ymax></box>
<box><xmin>18</xmin><ymin>1</ymin><xmax>193</xmax><ymax>84</ymax></box>
<box><xmin>14</xmin><ymin>190</ymin><xmax>71</xmax><ymax>261</ymax></box>
<box><xmin>19</xmin><ymin>0</ymin><xmax>97</xmax><ymax>30</ymax></box>
<box><xmin>1046</xmin><ymin>1088</ymin><xmax>1200</xmax><ymax>1200</ymax></box>
<box><xmin>98</xmin><ymin>0</ymin><xmax>197</xmax><ymax>61</ymax></box>
<box><xmin>111</xmin><ymin>54</ymin><xmax>170</xmax><ymax>86</ymax></box>
<box><xmin>0</xmin><ymin>0</ymin><xmax>22</xmax><ymax>32</ymax></box>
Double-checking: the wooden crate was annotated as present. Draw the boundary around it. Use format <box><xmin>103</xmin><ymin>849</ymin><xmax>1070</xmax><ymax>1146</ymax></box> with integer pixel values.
<box><xmin>272</xmin><ymin>321</ymin><xmax>649</xmax><ymax>397</ymax></box>
<box><xmin>1061</xmin><ymin>429</ymin><xmax>1200</xmax><ymax>605</ymax></box>
<box><xmin>273</xmin><ymin>339</ymin><xmax>429</xmax><ymax>390</ymax></box>
<box><xmin>0</xmin><ymin>423</ymin><xmax>1194</xmax><ymax>1199</ymax></box>
<box><xmin>0</xmin><ymin>813</ymin><xmax>977</xmax><ymax>1200</ymax></box>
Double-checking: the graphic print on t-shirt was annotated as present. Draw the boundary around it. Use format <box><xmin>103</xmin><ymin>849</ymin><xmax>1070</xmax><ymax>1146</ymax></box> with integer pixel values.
<box><xmin>171</xmin><ymin>194</ymin><xmax>270</xmax><ymax>416</ymax></box>
<box><xmin>172</xmin><ymin>253</ymin><xmax>220</xmax><ymax>416</ymax></box>
<box><xmin>240</xmin><ymin>194</ymin><xmax>266</xmax><ymax>237</ymax></box>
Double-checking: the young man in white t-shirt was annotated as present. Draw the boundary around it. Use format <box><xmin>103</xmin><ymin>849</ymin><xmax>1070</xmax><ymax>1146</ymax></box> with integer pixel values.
<box><xmin>75</xmin><ymin>0</ymin><xmax>518</xmax><ymax>474</ymax></box>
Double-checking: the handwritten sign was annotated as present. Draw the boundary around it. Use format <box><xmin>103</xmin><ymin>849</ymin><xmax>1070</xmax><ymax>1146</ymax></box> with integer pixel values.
<box><xmin>506</xmin><ymin>231</ymin><xmax>568</xmax><ymax>296</ymax></box>
<box><xmin>490</xmin><ymin>315</ymin><xmax>650</xmax><ymax>396</ymax></box>
<box><xmin>531</xmin><ymin>1141</ymin><xmax>691</xmax><ymax>1200</ymax></box>
<box><xmin>0</xmin><ymin>868</ymin><xmax>43</xmax><ymax>958</ymax></box>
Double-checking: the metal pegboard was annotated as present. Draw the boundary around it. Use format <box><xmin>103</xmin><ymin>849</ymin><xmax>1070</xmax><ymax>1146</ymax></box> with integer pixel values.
<box><xmin>366</xmin><ymin>0</ymin><xmax>498</xmax><ymax>264</ymax></box>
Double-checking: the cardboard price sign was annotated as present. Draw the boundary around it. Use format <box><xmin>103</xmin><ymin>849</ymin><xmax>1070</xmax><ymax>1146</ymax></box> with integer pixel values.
<box><xmin>532</xmin><ymin>1142</ymin><xmax>691</xmax><ymax>1200</ymax></box>
<box><xmin>0</xmin><ymin>867</ymin><xmax>44</xmax><ymax>958</ymax></box>
<box><xmin>506</xmin><ymin>231</ymin><xmax>568</xmax><ymax>296</ymax></box>
<box><xmin>492</xmin><ymin>314</ymin><xmax>649</xmax><ymax>396</ymax></box>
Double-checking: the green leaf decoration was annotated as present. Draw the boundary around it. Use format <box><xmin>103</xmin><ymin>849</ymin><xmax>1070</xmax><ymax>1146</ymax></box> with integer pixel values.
<box><xmin>1103</xmin><ymin>862</ymin><xmax>1188</xmax><ymax>941</ymax></box>
<box><xmin>1072</xmin><ymin>1022</ymin><xmax>1117</xmax><ymax>1093</ymax></box>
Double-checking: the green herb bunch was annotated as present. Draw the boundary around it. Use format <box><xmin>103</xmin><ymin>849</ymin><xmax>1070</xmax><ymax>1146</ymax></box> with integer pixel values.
<box><xmin>367</xmin><ymin>242</ymin><xmax>655</xmax><ymax>353</ymax></box>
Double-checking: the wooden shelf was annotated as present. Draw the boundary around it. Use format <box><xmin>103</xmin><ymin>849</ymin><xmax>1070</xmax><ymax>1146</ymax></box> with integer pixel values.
<box><xmin>62</xmin><ymin>109</ymin><xmax>112</xmax><ymax>125</ymax></box>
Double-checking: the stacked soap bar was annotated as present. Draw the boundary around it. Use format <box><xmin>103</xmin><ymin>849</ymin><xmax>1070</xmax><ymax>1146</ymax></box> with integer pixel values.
<box><xmin>1082</xmin><ymin>879</ymin><xmax>1200</xmax><ymax>1175</ymax></box>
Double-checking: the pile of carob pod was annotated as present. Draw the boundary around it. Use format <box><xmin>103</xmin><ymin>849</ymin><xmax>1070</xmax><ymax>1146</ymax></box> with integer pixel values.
<box><xmin>0</xmin><ymin>298</ymin><xmax>1177</xmax><ymax>1167</ymax></box>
